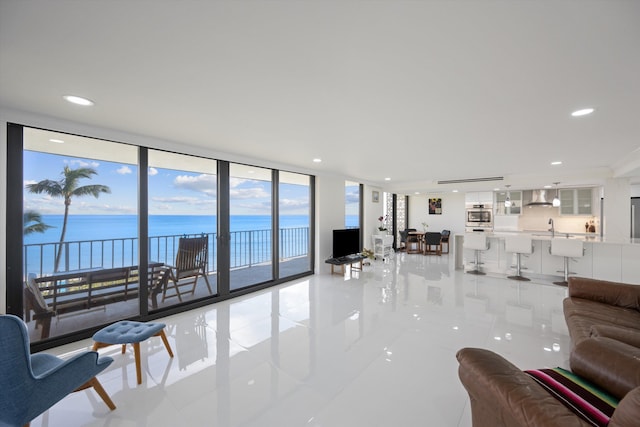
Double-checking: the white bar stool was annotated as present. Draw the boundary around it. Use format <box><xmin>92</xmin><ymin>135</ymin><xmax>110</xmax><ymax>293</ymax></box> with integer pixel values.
<box><xmin>550</xmin><ymin>238</ymin><xmax>584</xmax><ymax>286</ymax></box>
<box><xmin>505</xmin><ymin>235</ymin><xmax>533</xmax><ymax>281</ymax></box>
<box><xmin>464</xmin><ymin>233</ymin><xmax>489</xmax><ymax>275</ymax></box>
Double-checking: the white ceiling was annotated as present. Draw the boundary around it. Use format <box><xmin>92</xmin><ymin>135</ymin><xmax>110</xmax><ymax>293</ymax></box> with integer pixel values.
<box><xmin>1</xmin><ymin>0</ymin><xmax>639</xmax><ymax>194</ymax></box>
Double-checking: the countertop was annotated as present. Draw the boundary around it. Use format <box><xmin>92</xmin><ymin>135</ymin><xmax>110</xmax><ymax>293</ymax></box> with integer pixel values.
<box><xmin>458</xmin><ymin>229</ymin><xmax>640</xmax><ymax>245</ymax></box>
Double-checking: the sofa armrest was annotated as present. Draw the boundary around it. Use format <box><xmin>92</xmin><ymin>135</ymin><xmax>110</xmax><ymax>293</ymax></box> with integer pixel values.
<box><xmin>456</xmin><ymin>348</ymin><xmax>591</xmax><ymax>427</ymax></box>
<box><xmin>590</xmin><ymin>324</ymin><xmax>640</xmax><ymax>348</ymax></box>
<box><xmin>570</xmin><ymin>337</ymin><xmax>640</xmax><ymax>399</ymax></box>
<box><xmin>568</xmin><ymin>277</ymin><xmax>640</xmax><ymax>310</ymax></box>
<box><xmin>610</xmin><ymin>387</ymin><xmax>640</xmax><ymax>427</ymax></box>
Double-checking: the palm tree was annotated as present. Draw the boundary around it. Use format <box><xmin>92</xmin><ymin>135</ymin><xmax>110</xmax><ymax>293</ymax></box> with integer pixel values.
<box><xmin>23</xmin><ymin>210</ymin><xmax>54</xmax><ymax>235</ymax></box>
<box><xmin>27</xmin><ymin>166</ymin><xmax>111</xmax><ymax>272</ymax></box>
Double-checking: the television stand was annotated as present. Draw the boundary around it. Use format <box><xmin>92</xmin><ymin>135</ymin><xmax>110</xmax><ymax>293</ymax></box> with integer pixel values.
<box><xmin>325</xmin><ymin>254</ymin><xmax>367</xmax><ymax>275</ymax></box>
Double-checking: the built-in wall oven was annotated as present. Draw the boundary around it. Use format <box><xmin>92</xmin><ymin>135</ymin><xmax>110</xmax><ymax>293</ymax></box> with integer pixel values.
<box><xmin>465</xmin><ymin>205</ymin><xmax>493</xmax><ymax>231</ymax></box>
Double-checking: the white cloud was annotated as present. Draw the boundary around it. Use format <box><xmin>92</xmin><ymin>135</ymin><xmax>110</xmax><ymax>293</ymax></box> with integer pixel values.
<box><xmin>279</xmin><ymin>198</ymin><xmax>309</xmax><ymax>210</ymax></box>
<box><xmin>117</xmin><ymin>166</ymin><xmax>132</xmax><ymax>175</ymax></box>
<box><xmin>174</xmin><ymin>174</ymin><xmax>216</xmax><ymax>194</ymax></box>
<box><xmin>230</xmin><ymin>187</ymin><xmax>270</xmax><ymax>200</ymax></box>
<box><xmin>67</xmin><ymin>159</ymin><xmax>100</xmax><ymax>168</ymax></box>
<box><xmin>149</xmin><ymin>167</ymin><xmax>158</xmax><ymax>176</ymax></box>
<box><xmin>151</xmin><ymin>196</ymin><xmax>200</xmax><ymax>204</ymax></box>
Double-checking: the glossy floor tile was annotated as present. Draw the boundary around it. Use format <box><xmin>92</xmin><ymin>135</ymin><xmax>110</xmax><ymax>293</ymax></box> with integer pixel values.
<box><xmin>30</xmin><ymin>252</ymin><xmax>571</xmax><ymax>427</ymax></box>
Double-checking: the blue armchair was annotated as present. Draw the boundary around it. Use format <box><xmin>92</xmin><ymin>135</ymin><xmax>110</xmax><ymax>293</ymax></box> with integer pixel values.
<box><xmin>0</xmin><ymin>314</ymin><xmax>115</xmax><ymax>427</ymax></box>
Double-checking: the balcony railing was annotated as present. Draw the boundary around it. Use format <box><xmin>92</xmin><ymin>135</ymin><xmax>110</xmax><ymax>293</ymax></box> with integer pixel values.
<box><xmin>24</xmin><ymin>227</ymin><xmax>310</xmax><ymax>278</ymax></box>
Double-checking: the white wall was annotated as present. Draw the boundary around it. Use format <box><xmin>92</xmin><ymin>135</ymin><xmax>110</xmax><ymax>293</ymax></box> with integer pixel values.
<box><xmin>603</xmin><ymin>178</ymin><xmax>631</xmax><ymax>240</ymax></box>
<box><xmin>315</xmin><ymin>175</ymin><xmax>346</xmax><ymax>269</ymax></box>
<box><xmin>407</xmin><ymin>192</ymin><xmax>466</xmax><ymax>235</ymax></box>
<box><xmin>363</xmin><ymin>184</ymin><xmax>384</xmax><ymax>239</ymax></box>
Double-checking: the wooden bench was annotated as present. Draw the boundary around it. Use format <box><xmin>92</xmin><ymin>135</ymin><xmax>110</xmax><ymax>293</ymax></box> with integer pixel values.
<box><xmin>25</xmin><ymin>264</ymin><xmax>169</xmax><ymax>338</ymax></box>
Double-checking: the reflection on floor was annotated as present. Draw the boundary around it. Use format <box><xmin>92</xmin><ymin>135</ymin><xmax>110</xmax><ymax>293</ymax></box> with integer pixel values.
<box><xmin>30</xmin><ymin>252</ymin><xmax>570</xmax><ymax>427</ymax></box>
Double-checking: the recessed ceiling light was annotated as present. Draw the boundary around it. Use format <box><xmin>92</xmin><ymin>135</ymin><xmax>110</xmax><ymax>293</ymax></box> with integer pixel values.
<box><xmin>384</xmin><ymin>177</ymin><xmax>391</xmax><ymax>181</ymax></box>
<box><xmin>571</xmin><ymin>108</ymin><xmax>594</xmax><ymax>117</ymax></box>
<box><xmin>312</xmin><ymin>158</ymin><xmax>322</xmax><ymax>163</ymax></box>
<box><xmin>493</xmin><ymin>188</ymin><xmax>500</xmax><ymax>191</ymax></box>
<box><xmin>544</xmin><ymin>185</ymin><xmax>552</xmax><ymax>188</ymax></box>
<box><xmin>49</xmin><ymin>138</ymin><xmax>64</xmax><ymax>144</ymax></box>
<box><xmin>415</xmin><ymin>192</ymin><xmax>420</xmax><ymax>195</ymax></box>
<box><xmin>452</xmin><ymin>189</ymin><xmax>459</xmax><ymax>193</ymax></box>
<box><xmin>63</xmin><ymin>95</ymin><xmax>94</xmax><ymax>106</ymax></box>
<box><xmin>551</xmin><ymin>161</ymin><xmax>562</xmax><ymax>165</ymax></box>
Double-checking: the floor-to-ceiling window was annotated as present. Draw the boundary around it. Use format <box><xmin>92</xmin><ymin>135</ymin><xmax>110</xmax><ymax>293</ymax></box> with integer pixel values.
<box><xmin>278</xmin><ymin>171</ymin><xmax>312</xmax><ymax>278</ymax></box>
<box><xmin>7</xmin><ymin>124</ymin><xmax>314</xmax><ymax>348</ymax></box>
<box><xmin>21</xmin><ymin>128</ymin><xmax>139</xmax><ymax>341</ymax></box>
<box><xmin>147</xmin><ymin>150</ymin><xmax>218</xmax><ymax>309</ymax></box>
<box><xmin>345</xmin><ymin>181</ymin><xmax>360</xmax><ymax>229</ymax></box>
<box><xmin>229</xmin><ymin>163</ymin><xmax>273</xmax><ymax>290</ymax></box>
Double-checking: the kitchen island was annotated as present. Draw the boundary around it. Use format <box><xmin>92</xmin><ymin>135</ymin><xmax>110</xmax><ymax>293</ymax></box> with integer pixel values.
<box><xmin>455</xmin><ymin>231</ymin><xmax>640</xmax><ymax>285</ymax></box>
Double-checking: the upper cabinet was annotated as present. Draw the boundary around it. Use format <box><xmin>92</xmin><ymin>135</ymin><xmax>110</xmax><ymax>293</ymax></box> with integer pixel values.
<box><xmin>465</xmin><ymin>191</ymin><xmax>494</xmax><ymax>206</ymax></box>
<box><xmin>559</xmin><ymin>188</ymin><xmax>594</xmax><ymax>215</ymax></box>
<box><xmin>495</xmin><ymin>190</ymin><xmax>522</xmax><ymax>215</ymax></box>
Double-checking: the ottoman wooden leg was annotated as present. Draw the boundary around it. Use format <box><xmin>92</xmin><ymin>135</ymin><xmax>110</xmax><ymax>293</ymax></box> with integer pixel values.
<box><xmin>157</xmin><ymin>329</ymin><xmax>174</xmax><ymax>358</ymax></box>
<box><xmin>133</xmin><ymin>342</ymin><xmax>142</xmax><ymax>385</ymax></box>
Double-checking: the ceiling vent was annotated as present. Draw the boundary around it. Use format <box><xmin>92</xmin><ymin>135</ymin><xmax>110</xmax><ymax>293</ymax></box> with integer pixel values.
<box><xmin>437</xmin><ymin>176</ymin><xmax>504</xmax><ymax>185</ymax></box>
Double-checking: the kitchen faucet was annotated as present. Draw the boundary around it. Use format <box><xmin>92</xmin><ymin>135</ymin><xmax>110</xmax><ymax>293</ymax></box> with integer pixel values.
<box><xmin>548</xmin><ymin>218</ymin><xmax>555</xmax><ymax>237</ymax></box>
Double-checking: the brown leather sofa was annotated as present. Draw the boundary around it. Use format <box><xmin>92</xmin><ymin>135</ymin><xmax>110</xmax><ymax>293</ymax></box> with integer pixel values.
<box><xmin>457</xmin><ymin>276</ymin><xmax>640</xmax><ymax>426</ymax></box>
<box><xmin>564</xmin><ymin>276</ymin><xmax>640</xmax><ymax>398</ymax></box>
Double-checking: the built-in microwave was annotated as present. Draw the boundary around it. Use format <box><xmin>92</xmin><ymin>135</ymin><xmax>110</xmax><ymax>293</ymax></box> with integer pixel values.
<box><xmin>466</xmin><ymin>208</ymin><xmax>492</xmax><ymax>228</ymax></box>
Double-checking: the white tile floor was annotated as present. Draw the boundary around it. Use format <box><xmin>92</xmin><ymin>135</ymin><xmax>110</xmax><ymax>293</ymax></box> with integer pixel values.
<box><xmin>30</xmin><ymin>251</ymin><xmax>571</xmax><ymax>427</ymax></box>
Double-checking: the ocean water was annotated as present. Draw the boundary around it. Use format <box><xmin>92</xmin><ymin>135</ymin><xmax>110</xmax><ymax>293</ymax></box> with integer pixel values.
<box><xmin>24</xmin><ymin>215</ymin><xmax>312</xmax><ymax>275</ymax></box>
<box><xmin>24</xmin><ymin>215</ymin><xmax>307</xmax><ymax>245</ymax></box>
<box><xmin>23</xmin><ymin>214</ymin><xmax>359</xmax><ymax>275</ymax></box>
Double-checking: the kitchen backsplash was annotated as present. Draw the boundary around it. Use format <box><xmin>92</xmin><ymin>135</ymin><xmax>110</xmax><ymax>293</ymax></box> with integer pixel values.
<box><xmin>496</xmin><ymin>205</ymin><xmax>599</xmax><ymax>234</ymax></box>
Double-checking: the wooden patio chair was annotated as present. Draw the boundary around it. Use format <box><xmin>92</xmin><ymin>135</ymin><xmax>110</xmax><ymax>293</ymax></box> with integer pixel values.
<box><xmin>24</xmin><ymin>273</ymin><xmax>54</xmax><ymax>340</ymax></box>
<box><xmin>164</xmin><ymin>236</ymin><xmax>212</xmax><ymax>302</ymax></box>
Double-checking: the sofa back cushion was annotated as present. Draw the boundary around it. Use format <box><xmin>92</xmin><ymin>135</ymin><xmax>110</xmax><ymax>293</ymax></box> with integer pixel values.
<box><xmin>568</xmin><ymin>277</ymin><xmax>640</xmax><ymax>311</ymax></box>
<box><xmin>525</xmin><ymin>367</ymin><xmax>618</xmax><ymax>427</ymax></box>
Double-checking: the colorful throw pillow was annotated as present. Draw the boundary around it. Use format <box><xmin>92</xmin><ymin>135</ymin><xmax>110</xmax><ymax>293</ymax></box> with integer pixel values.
<box><xmin>525</xmin><ymin>367</ymin><xmax>619</xmax><ymax>427</ymax></box>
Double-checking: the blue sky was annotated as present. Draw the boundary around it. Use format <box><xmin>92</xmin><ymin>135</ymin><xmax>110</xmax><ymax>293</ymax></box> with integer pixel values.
<box><xmin>23</xmin><ymin>151</ymin><xmax>310</xmax><ymax>216</ymax></box>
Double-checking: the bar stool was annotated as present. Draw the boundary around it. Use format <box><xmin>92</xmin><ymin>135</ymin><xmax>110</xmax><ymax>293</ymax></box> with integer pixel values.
<box><xmin>464</xmin><ymin>233</ymin><xmax>489</xmax><ymax>275</ymax></box>
<box><xmin>504</xmin><ymin>235</ymin><xmax>533</xmax><ymax>281</ymax></box>
<box><xmin>550</xmin><ymin>238</ymin><xmax>584</xmax><ymax>286</ymax></box>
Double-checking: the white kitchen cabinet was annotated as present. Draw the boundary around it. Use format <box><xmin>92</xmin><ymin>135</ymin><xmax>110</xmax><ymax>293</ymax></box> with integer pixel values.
<box><xmin>495</xmin><ymin>190</ymin><xmax>522</xmax><ymax>215</ymax></box>
<box><xmin>559</xmin><ymin>188</ymin><xmax>593</xmax><ymax>215</ymax></box>
<box><xmin>621</xmin><ymin>244</ymin><xmax>640</xmax><ymax>284</ymax></box>
<box><xmin>592</xmin><ymin>243</ymin><xmax>622</xmax><ymax>282</ymax></box>
<box><xmin>540</xmin><ymin>240</ymin><xmax>564</xmax><ymax>276</ymax></box>
<box><xmin>465</xmin><ymin>191</ymin><xmax>494</xmax><ymax>206</ymax></box>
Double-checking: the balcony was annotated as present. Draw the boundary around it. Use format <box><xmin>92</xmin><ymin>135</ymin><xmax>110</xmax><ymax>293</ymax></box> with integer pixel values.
<box><xmin>23</xmin><ymin>227</ymin><xmax>310</xmax><ymax>341</ymax></box>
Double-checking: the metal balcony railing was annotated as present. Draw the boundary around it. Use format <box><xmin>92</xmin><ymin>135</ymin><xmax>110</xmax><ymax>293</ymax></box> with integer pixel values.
<box><xmin>24</xmin><ymin>227</ymin><xmax>310</xmax><ymax>278</ymax></box>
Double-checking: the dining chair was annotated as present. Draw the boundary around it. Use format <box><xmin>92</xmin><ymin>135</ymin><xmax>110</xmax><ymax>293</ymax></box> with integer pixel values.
<box><xmin>423</xmin><ymin>232</ymin><xmax>443</xmax><ymax>255</ymax></box>
<box><xmin>440</xmin><ymin>230</ymin><xmax>451</xmax><ymax>254</ymax></box>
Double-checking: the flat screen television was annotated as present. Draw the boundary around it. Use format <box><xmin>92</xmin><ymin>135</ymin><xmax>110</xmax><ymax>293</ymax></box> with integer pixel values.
<box><xmin>332</xmin><ymin>228</ymin><xmax>361</xmax><ymax>259</ymax></box>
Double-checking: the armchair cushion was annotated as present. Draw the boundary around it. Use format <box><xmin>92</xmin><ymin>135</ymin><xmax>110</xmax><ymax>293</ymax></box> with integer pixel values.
<box><xmin>0</xmin><ymin>314</ymin><xmax>114</xmax><ymax>426</ymax></box>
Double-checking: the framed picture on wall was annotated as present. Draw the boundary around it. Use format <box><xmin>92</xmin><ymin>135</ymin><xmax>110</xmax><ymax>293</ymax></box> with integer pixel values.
<box><xmin>372</xmin><ymin>191</ymin><xmax>380</xmax><ymax>203</ymax></box>
<box><xmin>429</xmin><ymin>197</ymin><xmax>442</xmax><ymax>214</ymax></box>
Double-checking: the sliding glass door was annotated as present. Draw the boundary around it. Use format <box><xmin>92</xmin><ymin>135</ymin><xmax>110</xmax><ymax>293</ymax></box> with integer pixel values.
<box><xmin>22</xmin><ymin>128</ymin><xmax>139</xmax><ymax>341</ymax></box>
<box><xmin>229</xmin><ymin>163</ymin><xmax>273</xmax><ymax>290</ymax></box>
<box><xmin>147</xmin><ymin>150</ymin><xmax>218</xmax><ymax>310</ymax></box>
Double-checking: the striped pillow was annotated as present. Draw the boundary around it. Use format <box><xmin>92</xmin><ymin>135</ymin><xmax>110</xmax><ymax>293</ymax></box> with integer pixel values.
<box><xmin>525</xmin><ymin>367</ymin><xmax>619</xmax><ymax>427</ymax></box>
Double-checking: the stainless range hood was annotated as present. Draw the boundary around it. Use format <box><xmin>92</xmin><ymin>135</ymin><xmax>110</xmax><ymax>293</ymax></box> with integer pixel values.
<box><xmin>525</xmin><ymin>189</ymin><xmax>553</xmax><ymax>207</ymax></box>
